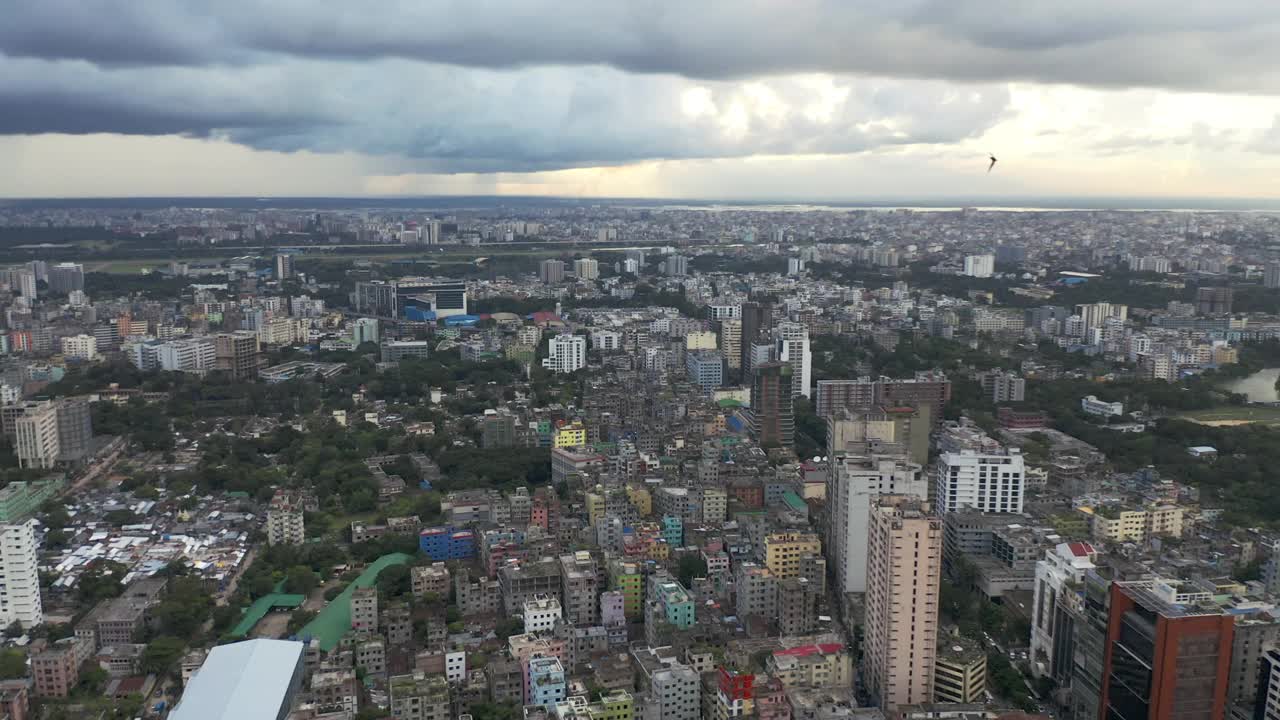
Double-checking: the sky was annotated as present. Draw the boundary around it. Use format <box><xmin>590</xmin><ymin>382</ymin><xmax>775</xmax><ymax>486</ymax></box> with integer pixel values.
<box><xmin>4</xmin><ymin>1</ymin><xmax>1280</xmax><ymax>200</ymax></box>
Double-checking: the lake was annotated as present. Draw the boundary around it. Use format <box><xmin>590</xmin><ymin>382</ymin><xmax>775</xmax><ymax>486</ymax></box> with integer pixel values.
<box><xmin>1220</xmin><ymin>368</ymin><xmax>1280</xmax><ymax>403</ymax></box>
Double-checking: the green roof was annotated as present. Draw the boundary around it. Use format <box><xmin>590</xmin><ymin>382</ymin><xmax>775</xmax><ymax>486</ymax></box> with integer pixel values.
<box><xmin>298</xmin><ymin>553</ymin><xmax>414</xmax><ymax>651</ymax></box>
<box><xmin>230</xmin><ymin>593</ymin><xmax>306</xmax><ymax>638</ymax></box>
<box><xmin>717</xmin><ymin>398</ymin><xmax>745</xmax><ymax>408</ymax></box>
<box><xmin>781</xmin><ymin>491</ymin><xmax>807</xmax><ymax>512</ymax></box>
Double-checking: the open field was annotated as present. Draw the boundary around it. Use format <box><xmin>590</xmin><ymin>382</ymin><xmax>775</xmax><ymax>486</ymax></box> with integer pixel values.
<box><xmin>84</xmin><ymin>246</ymin><xmax>629</xmax><ymax>273</ymax></box>
<box><xmin>1178</xmin><ymin>406</ymin><xmax>1280</xmax><ymax>426</ymax></box>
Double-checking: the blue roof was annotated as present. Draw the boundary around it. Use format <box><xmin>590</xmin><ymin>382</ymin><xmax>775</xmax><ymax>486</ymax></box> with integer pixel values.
<box><xmin>444</xmin><ymin>314</ymin><xmax>481</xmax><ymax>326</ymax></box>
<box><xmin>170</xmin><ymin>639</ymin><xmax>304</xmax><ymax>720</ymax></box>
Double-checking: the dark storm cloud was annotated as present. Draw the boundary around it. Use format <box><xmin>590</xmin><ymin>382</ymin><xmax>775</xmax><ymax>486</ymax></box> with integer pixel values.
<box><xmin>3</xmin><ymin>1</ymin><xmax>1280</xmax><ymax>92</ymax></box>
<box><xmin>0</xmin><ymin>53</ymin><xmax>1011</xmax><ymax>172</ymax></box>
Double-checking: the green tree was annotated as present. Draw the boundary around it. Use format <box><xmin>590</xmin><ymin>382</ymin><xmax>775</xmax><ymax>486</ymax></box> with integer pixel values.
<box><xmin>284</xmin><ymin>565</ymin><xmax>319</xmax><ymax>595</ymax></box>
<box><xmin>142</xmin><ymin>636</ymin><xmax>187</xmax><ymax>675</ymax></box>
<box><xmin>0</xmin><ymin>649</ymin><xmax>25</xmax><ymax>679</ymax></box>
<box><xmin>677</xmin><ymin>554</ymin><xmax>708</xmax><ymax>588</ymax></box>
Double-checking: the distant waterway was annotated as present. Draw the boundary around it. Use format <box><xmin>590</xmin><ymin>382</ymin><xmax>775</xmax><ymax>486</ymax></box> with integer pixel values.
<box><xmin>1220</xmin><ymin>368</ymin><xmax>1280</xmax><ymax>403</ymax></box>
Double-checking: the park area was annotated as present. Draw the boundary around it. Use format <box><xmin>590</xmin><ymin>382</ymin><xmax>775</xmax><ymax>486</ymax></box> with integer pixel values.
<box><xmin>1178</xmin><ymin>405</ymin><xmax>1280</xmax><ymax>427</ymax></box>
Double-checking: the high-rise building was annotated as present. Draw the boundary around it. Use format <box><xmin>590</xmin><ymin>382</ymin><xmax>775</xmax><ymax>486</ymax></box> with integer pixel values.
<box><xmin>739</xmin><ymin>302</ymin><xmax>773</xmax><ymax>373</ymax></box>
<box><xmin>275</xmin><ymin>254</ymin><xmax>295</xmax><ymax>280</ymax></box>
<box><xmin>1030</xmin><ymin>542</ymin><xmax>1097</xmax><ymax>682</ymax></box>
<box><xmin>6</xmin><ymin>269</ymin><xmax>35</xmax><ymax>299</ymax></box>
<box><xmin>59</xmin><ymin>334</ymin><xmax>97</xmax><ymax>361</ymax></box>
<box><xmin>749</xmin><ymin>362</ymin><xmax>793</xmax><ymax>448</ymax></box>
<box><xmin>395</xmin><ymin>278</ymin><xmax>468</xmax><ymax>319</ymax></box>
<box><xmin>47</xmin><ymin>263</ymin><xmax>84</xmax><ymax>294</ymax></box>
<box><xmin>215</xmin><ymin>331</ymin><xmax>261</xmax><ymax>380</ymax></box>
<box><xmin>388</xmin><ymin>672</ymin><xmax>450</xmax><ymax>720</ymax></box>
<box><xmin>1197</xmin><ymin>287</ymin><xmax>1234</xmax><ymax>315</ymax></box>
<box><xmin>685</xmin><ymin>350</ymin><xmax>724</xmax><ymax>390</ymax></box>
<box><xmin>1075</xmin><ymin>302</ymin><xmax>1127</xmax><ymax>335</ymax></box>
<box><xmin>815</xmin><ymin>374</ymin><xmax>951</xmax><ymax>423</ymax></box>
<box><xmin>543</xmin><ymin>335</ymin><xmax>587</xmax><ymax>374</ymax></box>
<box><xmin>775</xmin><ymin>323</ymin><xmax>812</xmax><ymax>399</ymax></box>
<box><xmin>827</xmin><ymin>454</ymin><xmax>927</xmax><ymax>595</ymax></box>
<box><xmin>573</xmin><ymin>258</ymin><xmax>599</xmax><ymax>281</ymax></box>
<box><xmin>1256</xmin><ymin>648</ymin><xmax>1280</xmax><ymax>720</ymax></box>
<box><xmin>559</xmin><ymin>552</ymin><xmax>599</xmax><ymax>626</ymax></box>
<box><xmin>1266</xmin><ymin>263</ymin><xmax>1280</xmax><ymax>290</ymax></box>
<box><xmin>935</xmin><ymin>448</ymin><xmax>1026</xmax><ymax>514</ymax></box>
<box><xmin>934</xmin><ymin>641</ymin><xmax>987</xmax><ymax>704</ymax></box>
<box><xmin>978</xmin><ymin>369</ymin><xmax>1025</xmax><ymax>403</ymax></box>
<box><xmin>354</xmin><ymin>281</ymin><xmax>397</xmax><ymax>318</ymax></box>
<box><xmin>666</xmin><ymin>255</ymin><xmax>688</xmax><ymax>276</ymax></box>
<box><xmin>0</xmin><ymin>521</ymin><xmax>42</xmax><ymax>628</ymax></box>
<box><xmin>718</xmin><ymin>319</ymin><xmax>742</xmax><ymax>372</ymax></box>
<box><xmin>963</xmin><ymin>254</ymin><xmax>994</xmax><ymax>278</ymax></box>
<box><xmin>863</xmin><ymin>496</ymin><xmax>941</xmax><ymax>712</ymax></box>
<box><xmin>267</xmin><ymin>490</ymin><xmax>305</xmax><ymax>546</ymax></box>
<box><xmin>12</xmin><ymin>402</ymin><xmax>59</xmax><ymax>469</ymax></box>
<box><xmin>351</xmin><ymin>318</ymin><xmax>380</xmax><ymax>347</ymax></box>
<box><xmin>1100</xmin><ymin>580</ymin><xmax>1233</xmax><ymax>720</ymax></box>
<box><xmin>53</xmin><ymin>399</ymin><xmax>92</xmax><ymax>463</ymax></box>
<box><xmin>540</xmin><ymin>259</ymin><xmax>566</xmax><ymax>284</ymax></box>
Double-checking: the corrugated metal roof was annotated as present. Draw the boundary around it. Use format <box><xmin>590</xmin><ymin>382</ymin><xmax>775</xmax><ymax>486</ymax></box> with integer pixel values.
<box><xmin>170</xmin><ymin>639</ymin><xmax>304</xmax><ymax>720</ymax></box>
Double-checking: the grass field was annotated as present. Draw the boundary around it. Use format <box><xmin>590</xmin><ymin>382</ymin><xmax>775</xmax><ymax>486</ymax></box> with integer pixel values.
<box><xmin>1179</xmin><ymin>406</ymin><xmax>1280</xmax><ymax>426</ymax></box>
<box><xmin>85</xmin><ymin>246</ymin><xmax>606</xmax><ymax>274</ymax></box>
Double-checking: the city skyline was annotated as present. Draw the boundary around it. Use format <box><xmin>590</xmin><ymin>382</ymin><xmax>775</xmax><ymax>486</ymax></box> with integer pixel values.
<box><xmin>5</xmin><ymin>2</ymin><xmax>1280</xmax><ymax>199</ymax></box>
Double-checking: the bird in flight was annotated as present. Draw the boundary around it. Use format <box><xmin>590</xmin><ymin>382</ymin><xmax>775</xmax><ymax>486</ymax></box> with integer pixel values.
<box><xmin>987</xmin><ymin>154</ymin><xmax>998</xmax><ymax>173</ymax></box>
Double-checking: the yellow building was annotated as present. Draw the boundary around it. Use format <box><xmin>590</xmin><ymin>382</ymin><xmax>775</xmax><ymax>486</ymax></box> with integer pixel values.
<box><xmin>685</xmin><ymin>331</ymin><xmax>718</xmax><ymax>350</ymax></box>
<box><xmin>586</xmin><ymin>490</ymin><xmax>606</xmax><ymax>526</ymax></box>
<box><xmin>1079</xmin><ymin>506</ymin><xmax>1148</xmax><ymax>543</ymax></box>
<box><xmin>764</xmin><ymin>532</ymin><xmax>822</xmax><ymax>579</ymax></box>
<box><xmin>554</xmin><ymin>422</ymin><xmax>588</xmax><ymax>448</ymax></box>
<box><xmin>1146</xmin><ymin>504</ymin><xmax>1184</xmax><ymax>538</ymax></box>
<box><xmin>934</xmin><ymin>641</ymin><xmax>987</xmax><ymax>704</ymax></box>
<box><xmin>609</xmin><ymin>560</ymin><xmax>643</xmax><ymax>619</ymax></box>
<box><xmin>625</xmin><ymin>485</ymin><xmax>652</xmax><ymax>517</ymax></box>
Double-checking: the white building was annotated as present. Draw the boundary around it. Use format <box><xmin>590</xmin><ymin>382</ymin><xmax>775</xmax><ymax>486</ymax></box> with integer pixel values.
<box><xmin>12</xmin><ymin>401</ymin><xmax>59</xmax><ymax>469</ymax></box>
<box><xmin>0</xmin><ymin>521</ymin><xmax>42</xmax><ymax>628</ymax></box>
<box><xmin>543</xmin><ymin>335</ymin><xmax>587</xmax><ymax>374</ymax></box>
<box><xmin>1080</xmin><ymin>395</ymin><xmax>1123</xmax><ymax>417</ymax></box>
<box><xmin>1030</xmin><ymin>541</ymin><xmax>1097</xmax><ymax>680</ymax></box>
<box><xmin>775</xmin><ymin>323</ymin><xmax>812</xmax><ymax>399</ymax></box>
<box><xmin>934</xmin><ymin>449</ymin><xmax>1025</xmax><ymax>514</ymax></box>
<box><xmin>589</xmin><ymin>330</ymin><xmax>621</xmax><ymax>352</ymax></box>
<box><xmin>157</xmin><ymin>338</ymin><xmax>218</xmax><ymax>375</ymax></box>
<box><xmin>275</xmin><ymin>254</ymin><xmax>295</xmax><ymax>280</ymax></box>
<box><xmin>351</xmin><ymin>318</ymin><xmax>380</xmax><ymax>346</ymax></box>
<box><xmin>573</xmin><ymin>258</ymin><xmax>599</xmax><ymax>281</ymax></box>
<box><xmin>963</xmin><ymin>254</ymin><xmax>995</xmax><ymax>278</ymax></box>
<box><xmin>522</xmin><ymin>595</ymin><xmax>563</xmax><ymax>633</ymax></box>
<box><xmin>827</xmin><ymin>454</ymin><xmax>927</xmax><ymax>594</ymax></box>
<box><xmin>60</xmin><ymin>334</ymin><xmax>98</xmax><ymax>361</ymax></box>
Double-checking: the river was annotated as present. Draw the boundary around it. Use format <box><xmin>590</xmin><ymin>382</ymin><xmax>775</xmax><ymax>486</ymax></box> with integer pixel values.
<box><xmin>1220</xmin><ymin>368</ymin><xmax>1280</xmax><ymax>403</ymax></box>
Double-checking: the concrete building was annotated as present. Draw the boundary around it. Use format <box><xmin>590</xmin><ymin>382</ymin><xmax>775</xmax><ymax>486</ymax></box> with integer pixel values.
<box><xmin>775</xmin><ymin>323</ymin><xmax>813</xmax><ymax>399</ymax></box>
<box><xmin>559</xmin><ymin>551</ymin><xmax>599</xmax><ymax>626</ymax></box>
<box><xmin>500</xmin><ymin>557</ymin><xmax>562</xmax><ymax>615</ymax></box>
<box><xmin>351</xmin><ymin>317</ymin><xmax>380</xmax><ymax>346</ymax></box>
<box><xmin>170</xmin><ymin>639</ymin><xmax>305</xmax><ymax>720</ymax></box>
<box><xmin>685</xmin><ymin>350</ymin><xmax>724</xmax><ymax>390</ymax></box>
<box><xmin>544</xmin><ymin>335</ymin><xmax>587</xmax><ymax>374</ymax></box>
<box><xmin>389</xmin><ymin>672</ymin><xmax>451</xmax><ymax>720</ymax></box>
<box><xmin>274</xmin><ymin>253</ymin><xmax>295</xmax><ymax>280</ymax></box>
<box><xmin>1080</xmin><ymin>395</ymin><xmax>1124</xmax><ymax>417</ymax></box>
<box><xmin>864</xmin><ymin>496</ymin><xmax>941</xmax><ymax>712</ymax></box>
<box><xmin>735</xmin><ymin>562</ymin><xmax>777</xmax><ymax>621</ymax></box>
<box><xmin>574</xmin><ymin>258</ymin><xmax>600</xmax><ymax>281</ymax></box>
<box><xmin>1030</xmin><ymin>541</ymin><xmax>1097</xmax><ymax>682</ymax></box>
<box><xmin>977</xmin><ymin>370</ymin><xmax>1025</xmax><ymax>403</ymax></box>
<box><xmin>266</xmin><ymin>490</ymin><xmax>305</xmax><ymax>546</ymax></box>
<box><xmin>215</xmin><ymin>331</ymin><xmax>261</xmax><ymax>380</ymax></box>
<box><xmin>350</xmin><ymin>587</ymin><xmax>378</xmax><ymax>632</ymax></box>
<box><xmin>815</xmin><ymin>374</ymin><xmax>951</xmax><ymax>424</ymax></box>
<box><xmin>0</xmin><ymin>521</ymin><xmax>41</xmax><ymax>628</ymax></box>
<box><xmin>1256</xmin><ymin>648</ymin><xmax>1280</xmax><ymax>720</ymax></box>
<box><xmin>47</xmin><ymin>262</ymin><xmax>84</xmax><ymax>293</ymax></box>
<box><xmin>934</xmin><ymin>641</ymin><xmax>987</xmax><ymax>704</ymax></box>
<box><xmin>522</xmin><ymin>595</ymin><xmax>562</xmax><ymax>633</ymax></box>
<box><xmin>827</xmin><ymin>454</ymin><xmax>927</xmax><ymax>594</ymax></box>
<box><xmin>963</xmin><ymin>254</ymin><xmax>994</xmax><ymax>278</ymax></box>
<box><xmin>11</xmin><ymin>402</ymin><xmax>59</xmax><ymax>469</ymax></box>
<box><xmin>749</xmin><ymin>362</ymin><xmax>794</xmax><ymax>448</ymax></box>
<box><xmin>540</xmin><ymin>259</ymin><xmax>566</xmax><ymax>284</ymax></box>
<box><xmin>529</xmin><ymin>655</ymin><xmax>567</xmax><ymax>709</ymax></box>
<box><xmin>934</xmin><ymin>449</ymin><xmax>1025</xmax><ymax>514</ymax></box>
<box><xmin>32</xmin><ymin>637</ymin><xmax>90</xmax><ymax>698</ymax></box>
<box><xmin>763</xmin><ymin>532</ymin><xmax>821</xmax><ymax>580</ymax></box>
<box><xmin>633</xmin><ymin>647</ymin><xmax>700</xmax><ymax>720</ymax></box>
<box><xmin>60</xmin><ymin>334</ymin><xmax>98</xmax><ymax>361</ymax></box>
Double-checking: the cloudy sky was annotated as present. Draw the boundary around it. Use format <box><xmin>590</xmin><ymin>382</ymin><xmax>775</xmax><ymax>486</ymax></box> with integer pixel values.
<box><xmin>4</xmin><ymin>1</ymin><xmax>1280</xmax><ymax>200</ymax></box>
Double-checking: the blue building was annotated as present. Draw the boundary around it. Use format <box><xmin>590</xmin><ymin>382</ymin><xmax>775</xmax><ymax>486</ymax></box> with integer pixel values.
<box><xmin>661</xmin><ymin>515</ymin><xmax>683</xmax><ymax>547</ymax></box>
<box><xmin>685</xmin><ymin>349</ymin><xmax>724</xmax><ymax>390</ymax></box>
<box><xmin>419</xmin><ymin>527</ymin><xmax>475</xmax><ymax>560</ymax></box>
<box><xmin>528</xmin><ymin>656</ymin><xmax>566</xmax><ymax>709</ymax></box>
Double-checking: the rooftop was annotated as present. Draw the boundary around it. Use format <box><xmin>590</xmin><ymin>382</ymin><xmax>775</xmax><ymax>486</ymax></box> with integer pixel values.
<box><xmin>170</xmin><ymin>639</ymin><xmax>304</xmax><ymax>720</ymax></box>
